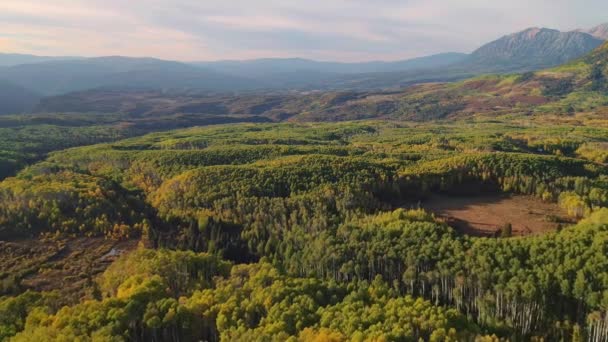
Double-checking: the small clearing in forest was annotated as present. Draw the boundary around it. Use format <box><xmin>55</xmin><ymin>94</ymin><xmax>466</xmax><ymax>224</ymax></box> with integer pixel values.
<box><xmin>0</xmin><ymin>237</ymin><xmax>138</xmax><ymax>303</ymax></box>
<box><xmin>406</xmin><ymin>194</ymin><xmax>572</xmax><ymax>237</ymax></box>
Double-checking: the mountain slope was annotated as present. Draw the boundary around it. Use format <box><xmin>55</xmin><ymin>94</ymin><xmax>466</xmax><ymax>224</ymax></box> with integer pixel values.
<box><xmin>465</xmin><ymin>28</ymin><xmax>604</xmax><ymax>72</ymax></box>
<box><xmin>0</xmin><ymin>57</ymin><xmax>260</xmax><ymax>96</ymax></box>
<box><xmin>579</xmin><ymin>23</ymin><xmax>608</xmax><ymax>40</ymax></box>
<box><xmin>0</xmin><ymin>53</ymin><xmax>80</xmax><ymax>67</ymax></box>
<box><xmin>0</xmin><ymin>52</ymin><xmax>469</xmax><ymax>96</ymax></box>
<box><xmin>192</xmin><ymin>53</ymin><xmax>469</xmax><ymax>89</ymax></box>
<box><xmin>0</xmin><ymin>80</ymin><xmax>41</xmax><ymax>115</ymax></box>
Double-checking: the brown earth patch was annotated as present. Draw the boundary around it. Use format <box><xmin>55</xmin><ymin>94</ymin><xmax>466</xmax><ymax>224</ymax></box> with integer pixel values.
<box><xmin>508</xmin><ymin>95</ymin><xmax>549</xmax><ymax>105</ymax></box>
<box><xmin>0</xmin><ymin>237</ymin><xmax>138</xmax><ymax>303</ymax></box>
<box><xmin>460</xmin><ymin>79</ymin><xmax>500</xmax><ymax>91</ymax></box>
<box><xmin>404</xmin><ymin>194</ymin><xmax>572</xmax><ymax>237</ymax></box>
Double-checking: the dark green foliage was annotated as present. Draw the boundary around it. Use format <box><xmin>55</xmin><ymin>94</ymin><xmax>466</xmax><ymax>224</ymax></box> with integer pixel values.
<box><xmin>542</xmin><ymin>77</ymin><xmax>574</xmax><ymax>97</ymax></box>
<box><xmin>0</xmin><ymin>171</ymin><xmax>152</xmax><ymax>239</ymax></box>
<box><xmin>517</xmin><ymin>71</ymin><xmax>536</xmax><ymax>83</ymax></box>
<box><xmin>3</xmin><ymin>252</ymin><xmax>480</xmax><ymax>342</ymax></box>
<box><xmin>0</xmin><ymin>120</ymin><xmax>135</xmax><ymax>180</ymax></box>
<box><xmin>590</xmin><ymin>63</ymin><xmax>607</xmax><ymax>91</ymax></box>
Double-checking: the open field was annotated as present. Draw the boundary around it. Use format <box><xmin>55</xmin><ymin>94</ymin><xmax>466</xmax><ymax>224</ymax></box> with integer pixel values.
<box><xmin>406</xmin><ymin>194</ymin><xmax>572</xmax><ymax>236</ymax></box>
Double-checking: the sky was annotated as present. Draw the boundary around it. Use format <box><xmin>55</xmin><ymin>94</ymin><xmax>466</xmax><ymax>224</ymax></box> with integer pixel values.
<box><xmin>0</xmin><ymin>0</ymin><xmax>607</xmax><ymax>62</ymax></box>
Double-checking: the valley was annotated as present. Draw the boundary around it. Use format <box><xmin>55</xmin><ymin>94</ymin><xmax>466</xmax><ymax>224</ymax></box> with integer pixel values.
<box><xmin>1</xmin><ymin>16</ymin><xmax>608</xmax><ymax>342</ymax></box>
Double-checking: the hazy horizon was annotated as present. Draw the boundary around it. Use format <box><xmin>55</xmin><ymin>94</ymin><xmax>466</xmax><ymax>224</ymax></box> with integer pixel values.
<box><xmin>1</xmin><ymin>0</ymin><xmax>607</xmax><ymax>63</ymax></box>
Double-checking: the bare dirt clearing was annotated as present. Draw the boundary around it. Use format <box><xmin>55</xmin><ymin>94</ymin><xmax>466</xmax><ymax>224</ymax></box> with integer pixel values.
<box><xmin>0</xmin><ymin>237</ymin><xmax>138</xmax><ymax>302</ymax></box>
<box><xmin>405</xmin><ymin>194</ymin><xmax>572</xmax><ymax>237</ymax></box>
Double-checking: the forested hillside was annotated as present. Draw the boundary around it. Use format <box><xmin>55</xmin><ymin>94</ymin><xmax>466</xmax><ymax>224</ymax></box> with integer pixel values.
<box><xmin>0</xmin><ymin>111</ymin><xmax>277</xmax><ymax>180</ymax></box>
<box><xmin>1</xmin><ymin>117</ymin><xmax>607</xmax><ymax>341</ymax></box>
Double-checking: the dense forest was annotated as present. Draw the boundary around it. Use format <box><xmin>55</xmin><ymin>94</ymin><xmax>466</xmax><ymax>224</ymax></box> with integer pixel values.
<box><xmin>0</xmin><ymin>111</ymin><xmax>278</xmax><ymax>181</ymax></box>
<box><xmin>0</xmin><ymin>117</ymin><xmax>607</xmax><ymax>341</ymax></box>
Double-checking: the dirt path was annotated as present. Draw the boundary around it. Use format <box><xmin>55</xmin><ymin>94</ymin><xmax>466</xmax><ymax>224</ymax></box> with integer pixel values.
<box><xmin>404</xmin><ymin>194</ymin><xmax>571</xmax><ymax>237</ymax></box>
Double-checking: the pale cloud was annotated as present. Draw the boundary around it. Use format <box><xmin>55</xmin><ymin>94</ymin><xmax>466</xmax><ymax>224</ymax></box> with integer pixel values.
<box><xmin>205</xmin><ymin>14</ymin><xmax>391</xmax><ymax>44</ymax></box>
<box><xmin>205</xmin><ymin>15</ymin><xmax>303</xmax><ymax>31</ymax></box>
<box><xmin>0</xmin><ymin>0</ymin><xmax>112</xmax><ymax>18</ymax></box>
<box><xmin>0</xmin><ymin>38</ymin><xmax>14</xmax><ymax>51</ymax></box>
<box><xmin>0</xmin><ymin>21</ymin><xmax>212</xmax><ymax>60</ymax></box>
<box><xmin>0</xmin><ymin>0</ymin><xmax>606</xmax><ymax>62</ymax></box>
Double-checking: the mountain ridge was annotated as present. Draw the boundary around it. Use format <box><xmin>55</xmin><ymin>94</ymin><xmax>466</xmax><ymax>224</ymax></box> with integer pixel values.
<box><xmin>0</xmin><ymin>53</ymin><xmax>81</xmax><ymax>67</ymax></box>
<box><xmin>0</xmin><ymin>56</ymin><xmax>262</xmax><ymax>96</ymax></box>
<box><xmin>34</xmin><ymin>41</ymin><xmax>608</xmax><ymax>121</ymax></box>
<box><xmin>465</xmin><ymin>27</ymin><xmax>604</xmax><ymax>71</ymax></box>
<box><xmin>577</xmin><ymin>23</ymin><xmax>608</xmax><ymax>40</ymax></box>
<box><xmin>193</xmin><ymin>53</ymin><xmax>469</xmax><ymax>76</ymax></box>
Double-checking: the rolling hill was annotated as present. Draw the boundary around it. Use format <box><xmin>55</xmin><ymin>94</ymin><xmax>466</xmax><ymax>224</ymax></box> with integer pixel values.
<box><xmin>35</xmin><ymin>41</ymin><xmax>608</xmax><ymax>122</ymax></box>
<box><xmin>298</xmin><ymin>40</ymin><xmax>608</xmax><ymax>121</ymax></box>
<box><xmin>0</xmin><ymin>53</ymin><xmax>473</xmax><ymax>97</ymax></box>
<box><xmin>0</xmin><ymin>53</ymin><xmax>81</xmax><ymax>67</ymax></box>
<box><xmin>0</xmin><ymin>56</ymin><xmax>260</xmax><ymax>96</ymax></box>
<box><xmin>196</xmin><ymin>53</ymin><xmax>469</xmax><ymax>75</ymax></box>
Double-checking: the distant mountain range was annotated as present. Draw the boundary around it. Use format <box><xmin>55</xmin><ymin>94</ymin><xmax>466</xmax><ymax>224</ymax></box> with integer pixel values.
<box><xmin>0</xmin><ymin>53</ymin><xmax>81</xmax><ymax>67</ymax></box>
<box><xmin>194</xmin><ymin>27</ymin><xmax>605</xmax><ymax>84</ymax></box>
<box><xmin>1</xmin><ymin>23</ymin><xmax>607</xmax><ymax>115</ymax></box>
<box><xmin>193</xmin><ymin>53</ymin><xmax>469</xmax><ymax>77</ymax></box>
<box><xmin>0</xmin><ymin>57</ymin><xmax>260</xmax><ymax>96</ymax></box>
<box><xmin>34</xmin><ymin>40</ymin><xmax>608</xmax><ymax>123</ymax></box>
<box><xmin>0</xmin><ymin>53</ymin><xmax>470</xmax><ymax>96</ymax></box>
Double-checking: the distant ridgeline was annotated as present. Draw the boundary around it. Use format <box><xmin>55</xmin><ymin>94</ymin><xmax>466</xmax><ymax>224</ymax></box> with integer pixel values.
<box><xmin>31</xmin><ymin>41</ymin><xmax>608</xmax><ymax>122</ymax></box>
<box><xmin>0</xmin><ymin>24</ymin><xmax>607</xmax><ymax>116</ymax></box>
